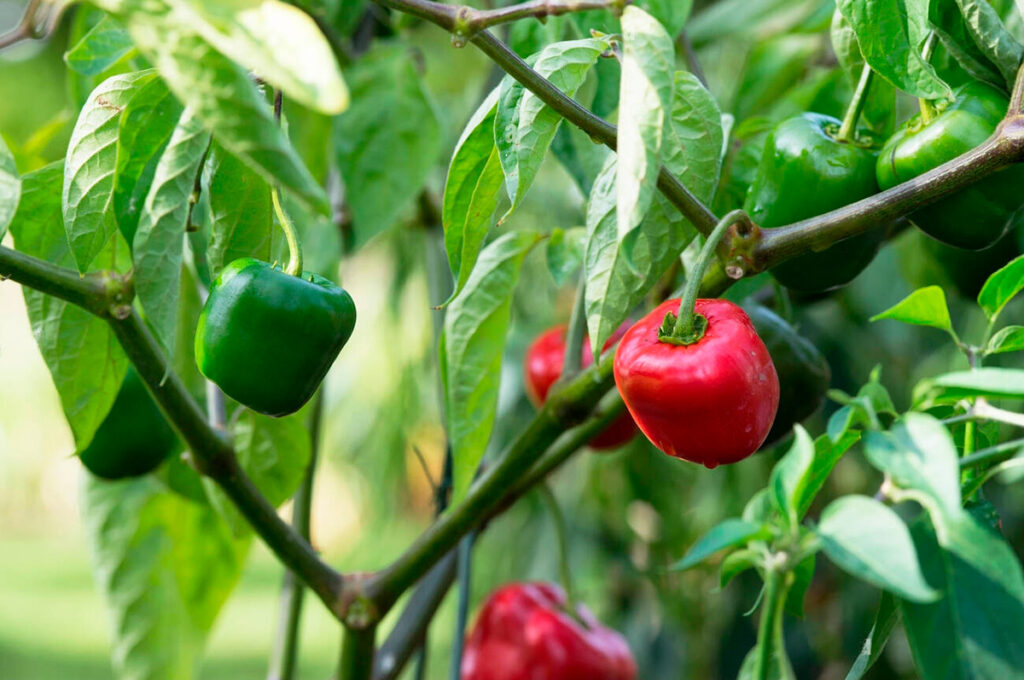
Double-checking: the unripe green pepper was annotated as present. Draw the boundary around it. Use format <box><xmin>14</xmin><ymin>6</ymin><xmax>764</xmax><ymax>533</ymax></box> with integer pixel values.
<box><xmin>80</xmin><ymin>369</ymin><xmax>179</xmax><ymax>479</ymax></box>
<box><xmin>744</xmin><ymin>304</ymin><xmax>831</xmax><ymax>447</ymax></box>
<box><xmin>195</xmin><ymin>258</ymin><xmax>356</xmax><ymax>417</ymax></box>
<box><xmin>876</xmin><ymin>81</ymin><xmax>1024</xmax><ymax>250</ymax></box>
<box><xmin>744</xmin><ymin>112</ymin><xmax>884</xmax><ymax>293</ymax></box>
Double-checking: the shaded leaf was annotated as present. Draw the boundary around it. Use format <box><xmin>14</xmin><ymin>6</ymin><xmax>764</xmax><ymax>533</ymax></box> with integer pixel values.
<box><xmin>546</xmin><ymin>226</ymin><xmax>586</xmax><ymax>286</ymax></box>
<box><xmin>205</xmin><ymin>143</ymin><xmax>273</xmax><ymax>277</ymax></box>
<box><xmin>671</xmin><ymin>518</ymin><xmax>771</xmax><ymax>571</ymax></box>
<box><xmin>978</xmin><ymin>253</ymin><xmax>1024</xmax><ymax>321</ymax></box>
<box><xmin>0</xmin><ymin>135</ymin><xmax>19</xmax><ymax>239</ymax></box>
<box><xmin>65</xmin><ymin>14</ymin><xmax>136</xmax><ymax>77</ymax></box>
<box><xmin>846</xmin><ymin>593</ymin><xmax>900</xmax><ymax>680</ymax></box>
<box><xmin>921</xmin><ymin>368</ymin><xmax>1024</xmax><ymax>402</ymax></box>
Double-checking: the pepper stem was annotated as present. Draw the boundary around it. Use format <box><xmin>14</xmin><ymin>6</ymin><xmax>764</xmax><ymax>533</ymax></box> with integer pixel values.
<box><xmin>272</xmin><ymin>187</ymin><xmax>304</xmax><ymax>277</ymax></box>
<box><xmin>836</xmin><ymin>63</ymin><xmax>874</xmax><ymax>142</ymax></box>
<box><xmin>665</xmin><ymin>209</ymin><xmax>751</xmax><ymax>345</ymax></box>
<box><xmin>918</xmin><ymin>33</ymin><xmax>939</xmax><ymax>124</ymax></box>
<box><xmin>538</xmin><ymin>483</ymin><xmax>582</xmax><ymax>625</ymax></box>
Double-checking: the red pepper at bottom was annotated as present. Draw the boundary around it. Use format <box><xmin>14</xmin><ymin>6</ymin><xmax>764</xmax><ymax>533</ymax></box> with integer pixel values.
<box><xmin>461</xmin><ymin>582</ymin><xmax>637</xmax><ymax>680</ymax></box>
<box><xmin>614</xmin><ymin>299</ymin><xmax>780</xmax><ymax>467</ymax></box>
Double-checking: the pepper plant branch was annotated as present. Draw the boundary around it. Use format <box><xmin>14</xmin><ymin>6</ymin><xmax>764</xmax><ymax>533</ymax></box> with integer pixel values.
<box><xmin>452</xmin><ymin>0</ymin><xmax>627</xmax><ymax>37</ymax></box>
<box><xmin>338</xmin><ymin>625</ymin><xmax>377</xmax><ymax>680</ymax></box>
<box><xmin>0</xmin><ymin>0</ymin><xmax>66</xmax><ymax>51</ymax></box>
<box><xmin>365</xmin><ymin>0</ymin><xmax>719</xmax><ymax>235</ymax></box>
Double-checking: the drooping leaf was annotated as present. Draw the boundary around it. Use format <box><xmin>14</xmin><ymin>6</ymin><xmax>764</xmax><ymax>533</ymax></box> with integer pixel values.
<box><xmin>817</xmin><ymin>495</ymin><xmax>939</xmax><ymax>603</ymax></box>
<box><xmin>616</xmin><ymin>7</ymin><xmax>674</xmax><ymax>239</ymax></box>
<box><xmin>64</xmin><ymin>14</ymin><xmax>136</xmax><ymax>76</ymax></box>
<box><xmin>495</xmin><ymin>37</ymin><xmax>610</xmax><ymax>221</ymax></box>
<box><xmin>441</xmin><ymin>230</ymin><xmax>541</xmax><ymax>502</ymax></box>
<box><xmin>162</xmin><ymin>0</ymin><xmax>348</xmax><ymax>114</ymax></box>
<box><xmin>334</xmin><ymin>44</ymin><xmax>442</xmax><ymax>247</ymax></box>
<box><xmin>835</xmin><ymin>0</ymin><xmax>952</xmax><ymax>99</ymax></box>
<box><xmin>63</xmin><ymin>70</ymin><xmax>156</xmax><ymax>272</ymax></box>
<box><xmin>205</xmin><ymin>143</ymin><xmax>273</xmax><ymax>277</ymax></box>
<box><xmin>863</xmin><ymin>413</ymin><xmax>962</xmax><ymax>516</ymax></box>
<box><xmin>546</xmin><ymin>226</ymin><xmax>586</xmax><ymax>286</ymax></box>
<box><xmin>10</xmin><ymin>162</ymin><xmax>129</xmax><ymax>451</ymax></box>
<box><xmin>870</xmin><ymin>286</ymin><xmax>956</xmax><ymax>337</ymax></box>
<box><xmin>978</xmin><ymin>253</ymin><xmax>1024</xmax><ymax>321</ymax></box>
<box><xmin>930</xmin><ymin>0</ymin><xmax>1009</xmax><ymax>89</ymax></box>
<box><xmin>82</xmin><ymin>474</ymin><xmax>247</xmax><ymax>680</ymax></box>
<box><xmin>133</xmin><ymin>109</ymin><xmax>211</xmax><ymax>356</ymax></box>
<box><xmin>442</xmin><ymin>88</ymin><xmax>503</xmax><ymax>299</ymax></box>
<box><xmin>949</xmin><ymin>0</ymin><xmax>1023</xmax><ymax>89</ymax></box>
<box><xmin>846</xmin><ymin>593</ymin><xmax>900</xmax><ymax>680</ymax></box>
<box><xmin>113</xmin><ymin>76</ymin><xmax>185</xmax><ymax>244</ymax></box>
<box><xmin>0</xmin><ymin>134</ymin><xmax>20</xmax><ymax>239</ymax></box>
<box><xmin>901</xmin><ymin>511</ymin><xmax>1024</xmax><ymax>679</ymax></box>
<box><xmin>671</xmin><ymin>518</ymin><xmax>771</xmax><ymax>571</ymax></box>
<box><xmin>124</xmin><ymin>8</ymin><xmax>328</xmax><ymax>214</ymax></box>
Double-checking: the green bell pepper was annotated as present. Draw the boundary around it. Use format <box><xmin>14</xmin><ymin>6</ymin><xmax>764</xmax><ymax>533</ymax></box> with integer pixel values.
<box><xmin>744</xmin><ymin>112</ymin><xmax>884</xmax><ymax>293</ymax></box>
<box><xmin>80</xmin><ymin>368</ymin><xmax>180</xmax><ymax>479</ymax></box>
<box><xmin>876</xmin><ymin>81</ymin><xmax>1024</xmax><ymax>250</ymax></box>
<box><xmin>195</xmin><ymin>258</ymin><xmax>357</xmax><ymax>417</ymax></box>
<box><xmin>744</xmin><ymin>304</ymin><xmax>831</xmax><ymax>447</ymax></box>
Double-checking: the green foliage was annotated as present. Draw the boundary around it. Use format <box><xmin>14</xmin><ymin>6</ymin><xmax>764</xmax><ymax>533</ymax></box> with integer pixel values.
<box><xmin>204</xmin><ymin>143</ymin><xmax>273</xmax><ymax>278</ymax></box>
<box><xmin>64</xmin><ymin>15</ymin><xmax>136</xmax><ymax>77</ymax></box>
<box><xmin>0</xmin><ymin>135</ymin><xmax>19</xmax><ymax>239</ymax></box>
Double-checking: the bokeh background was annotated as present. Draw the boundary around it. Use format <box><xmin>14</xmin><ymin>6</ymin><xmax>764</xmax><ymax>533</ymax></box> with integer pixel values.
<box><xmin>3</xmin><ymin>0</ymin><xmax>1024</xmax><ymax>678</ymax></box>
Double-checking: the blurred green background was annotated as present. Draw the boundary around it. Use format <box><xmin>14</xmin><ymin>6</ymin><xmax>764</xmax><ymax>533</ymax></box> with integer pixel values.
<box><xmin>3</xmin><ymin>0</ymin><xmax>1024</xmax><ymax>678</ymax></box>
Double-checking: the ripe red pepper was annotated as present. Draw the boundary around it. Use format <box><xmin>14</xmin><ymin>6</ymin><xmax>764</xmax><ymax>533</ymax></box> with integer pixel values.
<box><xmin>461</xmin><ymin>582</ymin><xmax>637</xmax><ymax>680</ymax></box>
<box><xmin>614</xmin><ymin>299</ymin><xmax>780</xmax><ymax>467</ymax></box>
<box><xmin>524</xmin><ymin>325</ymin><xmax>638</xmax><ymax>449</ymax></box>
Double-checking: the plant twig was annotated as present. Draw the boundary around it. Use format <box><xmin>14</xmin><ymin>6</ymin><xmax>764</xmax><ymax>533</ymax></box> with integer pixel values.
<box><xmin>450</xmin><ymin>0</ymin><xmax>625</xmax><ymax>38</ymax></box>
<box><xmin>0</xmin><ymin>0</ymin><xmax>66</xmax><ymax>51</ymax></box>
<box><xmin>448</xmin><ymin>533</ymin><xmax>477</xmax><ymax>680</ymax></box>
<box><xmin>338</xmin><ymin>626</ymin><xmax>378</xmax><ymax>680</ymax></box>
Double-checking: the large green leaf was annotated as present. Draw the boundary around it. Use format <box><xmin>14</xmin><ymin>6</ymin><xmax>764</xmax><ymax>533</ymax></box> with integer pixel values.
<box><xmin>863</xmin><ymin>413</ymin><xmax>962</xmax><ymax>516</ymax></box>
<box><xmin>950</xmin><ymin>0</ymin><xmax>1023</xmax><ymax>89</ymax></box>
<box><xmin>10</xmin><ymin>162</ymin><xmax>129</xmax><ymax>451</ymax></box>
<box><xmin>205</xmin><ymin>143</ymin><xmax>273</xmax><ymax>277</ymax></box>
<box><xmin>0</xmin><ymin>134</ymin><xmax>19</xmax><ymax>239</ymax></box>
<box><xmin>495</xmin><ymin>38</ymin><xmax>610</xmax><ymax>222</ymax></box>
<box><xmin>163</xmin><ymin>0</ymin><xmax>348</xmax><ymax>114</ymax></box>
<box><xmin>334</xmin><ymin>44</ymin><xmax>442</xmax><ymax>247</ymax></box>
<box><xmin>83</xmin><ymin>474</ymin><xmax>247</xmax><ymax>680</ymax></box>
<box><xmin>113</xmin><ymin>76</ymin><xmax>185</xmax><ymax>244</ymax></box>
<box><xmin>443</xmin><ymin>88</ymin><xmax>503</xmax><ymax>300</ymax></box>
<box><xmin>441</xmin><ymin>230</ymin><xmax>541</xmax><ymax>502</ymax></box>
<box><xmin>616</xmin><ymin>7</ymin><xmax>674</xmax><ymax>239</ymax></box>
<box><xmin>64</xmin><ymin>14</ymin><xmax>136</xmax><ymax>77</ymax></box>
<box><xmin>836</xmin><ymin>0</ymin><xmax>952</xmax><ymax>99</ymax></box>
<box><xmin>133</xmin><ymin>109</ymin><xmax>211</xmax><ymax>355</ymax></box>
<box><xmin>817</xmin><ymin>495</ymin><xmax>939</xmax><ymax>603</ymax></box>
<box><xmin>584</xmin><ymin>72</ymin><xmax>721</xmax><ymax>352</ymax></box>
<box><xmin>901</xmin><ymin>511</ymin><xmax>1024</xmax><ymax>679</ymax></box>
<box><xmin>123</xmin><ymin>5</ymin><xmax>328</xmax><ymax>214</ymax></box>
<box><xmin>929</xmin><ymin>0</ymin><xmax>1009</xmax><ymax>89</ymax></box>
<box><xmin>63</xmin><ymin>70</ymin><xmax>157</xmax><ymax>272</ymax></box>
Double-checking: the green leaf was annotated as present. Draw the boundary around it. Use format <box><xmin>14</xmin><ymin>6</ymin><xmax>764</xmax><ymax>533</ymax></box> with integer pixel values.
<box><xmin>113</xmin><ymin>76</ymin><xmax>185</xmax><ymax>244</ymax></box>
<box><xmin>443</xmin><ymin>88</ymin><xmax>503</xmax><ymax>300</ymax></box>
<box><xmin>64</xmin><ymin>14</ymin><xmax>135</xmax><ymax>76</ymax></box>
<box><xmin>617</xmin><ymin>7</ymin><xmax>674</xmax><ymax>239</ymax></box>
<box><xmin>495</xmin><ymin>38</ymin><xmax>610</xmax><ymax>222</ymax></box>
<box><xmin>124</xmin><ymin>8</ymin><xmax>328</xmax><ymax>214</ymax></box>
<box><xmin>10</xmin><ymin>162</ymin><xmax>129</xmax><ymax>451</ymax></box>
<box><xmin>546</xmin><ymin>226</ymin><xmax>586</xmax><ymax>286</ymax></box>
<box><xmin>835</xmin><ymin>0</ymin><xmax>952</xmax><ymax>99</ymax></box>
<box><xmin>922</xmin><ymin>368</ymin><xmax>1024</xmax><ymax>402</ymax></box>
<box><xmin>82</xmin><ymin>474</ymin><xmax>247</xmax><ymax>680</ymax></box>
<box><xmin>870</xmin><ymin>286</ymin><xmax>955</xmax><ymax>337</ymax></box>
<box><xmin>978</xmin><ymin>253</ymin><xmax>1024</xmax><ymax>321</ymax></box>
<box><xmin>441</xmin><ymin>230</ymin><xmax>541</xmax><ymax>502</ymax></box>
<box><xmin>671</xmin><ymin>519</ymin><xmax>771</xmax><ymax>571</ymax></box>
<box><xmin>830</xmin><ymin>9</ymin><xmax>896</xmax><ymax>133</ymax></box>
<box><xmin>636</xmin><ymin>0</ymin><xmax>693</xmax><ymax>36</ymax></box>
<box><xmin>785</xmin><ymin>552</ymin><xmax>816</xmax><ymax>618</ymax></box>
<box><xmin>688</xmin><ymin>0</ymin><xmax>823</xmax><ymax>45</ymax></box>
<box><xmin>206</xmin><ymin>411</ymin><xmax>313</xmax><ymax>535</ymax></box>
<box><xmin>985</xmin><ymin>325</ymin><xmax>1024</xmax><ymax>355</ymax></box>
<box><xmin>585</xmin><ymin>72</ymin><xmax>720</xmax><ymax>352</ymax></box>
<box><xmin>951</xmin><ymin>0</ymin><xmax>1023</xmax><ymax>89</ymax></box>
<box><xmin>863</xmin><ymin>413</ymin><xmax>962</xmax><ymax>515</ymax></box>
<box><xmin>768</xmin><ymin>425</ymin><xmax>815</xmax><ymax>527</ymax></box>
<box><xmin>818</xmin><ymin>495</ymin><xmax>938</xmax><ymax>603</ymax></box>
<box><xmin>0</xmin><ymin>134</ymin><xmax>20</xmax><ymax>239</ymax></box>
<box><xmin>205</xmin><ymin>143</ymin><xmax>273</xmax><ymax>277</ymax></box>
<box><xmin>720</xmin><ymin>548</ymin><xmax>760</xmax><ymax>588</ymax></box>
<box><xmin>846</xmin><ymin>593</ymin><xmax>900</xmax><ymax>680</ymax></box>
<box><xmin>930</xmin><ymin>0</ymin><xmax>1009</xmax><ymax>89</ymax></box>
<box><xmin>162</xmin><ymin>0</ymin><xmax>348</xmax><ymax>114</ymax></box>
<box><xmin>133</xmin><ymin>109</ymin><xmax>210</xmax><ymax>355</ymax></box>
<box><xmin>335</xmin><ymin>44</ymin><xmax>442</xmax><ymax>248</ymax></box>
<box><xmin>63</xmin><ymin>70</ymin><xmax>157</xmax><ymax>272</ymax></box>
<box><xmin>901</xmin><ymin>511</ymin><xmax>1024</xmax><ymax>679</ymax></box>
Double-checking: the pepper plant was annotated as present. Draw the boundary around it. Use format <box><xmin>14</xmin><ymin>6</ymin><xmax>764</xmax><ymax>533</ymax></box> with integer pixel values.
<box><xmin>2</xmin><ymin>0</ymin><xmax>1024</xmax><ymax>679</ymax></box>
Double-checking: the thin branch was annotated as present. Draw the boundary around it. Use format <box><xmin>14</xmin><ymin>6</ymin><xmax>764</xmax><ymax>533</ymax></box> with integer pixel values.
<box><xmin>959</xmin><ymin>437</ymin><xmax>1024</xmax><ymax>469</ymax></box>
<box><xmin>451</xmin><ymin>0</ymin><xmax>624</xmax><ymax>36</ymax></box>
<box><xmin>448</xmin><ymin>534</ymin><xmax>476</xmax><ymax>680</ymax></box>
<box><xmin>338</xmin><ymin>626</ymin><xmax>378</xmax><ymax>680</ymax></box>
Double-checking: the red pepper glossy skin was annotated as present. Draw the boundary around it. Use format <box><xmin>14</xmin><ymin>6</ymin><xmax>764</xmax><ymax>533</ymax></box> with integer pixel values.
<box><xmin>524</xmin><ymin>325</ymin><xmax>638</xmax><ymax>450</ymax></box>
<box><xmin>461</xmin><ymin>582</ymin><xmax>637</xmax><ymax>680</ymax></box>
<box><xmin>614</xmin><ymin>299</ymin><xmax>780</xmax><ymax>467</ymax></box>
